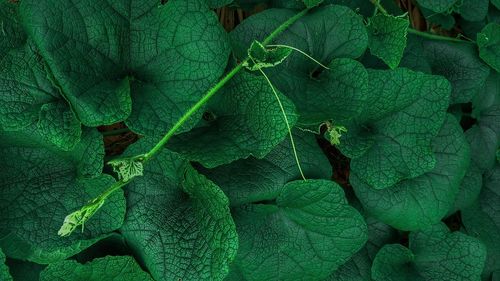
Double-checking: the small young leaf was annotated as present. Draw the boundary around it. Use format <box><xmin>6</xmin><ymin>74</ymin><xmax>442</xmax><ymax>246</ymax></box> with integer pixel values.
<box><xmin>108</xmin><ymin>155</ymin><xmax>145</xmax><ymax>182</ymax></box>
<box><xmin>367</xmin><ymin>13</ymin><xmax>409</xmax><ymax>69</ymax></box>
<box><xmin>478</xmin><ymin>23</ymin><xmax>500</xmax><ymax>73</ymax></box>
<box><xmin>245</xmin><ymin>40</ymin><xmax>292</xmax><ymax>71</ymax></box>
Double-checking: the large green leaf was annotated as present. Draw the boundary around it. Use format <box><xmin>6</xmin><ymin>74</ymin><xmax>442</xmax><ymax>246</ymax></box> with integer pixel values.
<box><xmin>120</xmin><ymin>139</ymin><xmax>237</xmax><ymax>281</ymax></box>
<box><xmin>202</xmin><ymin>129</ymin><xmax>331</xmax><ymax>206</ymax></box>
<box><xmin>227</xmin><ymin>180</ymin><xmax>368</xmax><ymax>281</ymax></box>
<box><xmin>401</xmin><ymin>36</ymin><xmax>490</xmax><ymax>104</ymax></box>
<box><xmin>338</xmin><ymin>68</ymin><xmax>450</xmax><ymax>189</ymax></box>
<box><xmin>0</xmin><ymin>127</ymin><xmax>125</xmax><ymax>264</ymax></box>
<box><xmin>19</xmin><ymin>0</ymin><xmax>230</xmax><ymax>136</ymax></box>
<box><xmin>0</xmin><ymin>249</ymin><xmax>12</xmax><ymax>281</ymax></box>
<box><xmin>372</xmin><ymin>223</ymin><xmax>486</xmax><ymax>281</ymax></box>
<box><xmin>478</xmin><ymin>23</ymin><xmax>500</xmax><ymax>73</ymax></box>
<box><xmin>351</xmin><ymin>115</ymin><xmax>470</xmax><ymax>231</ymax></box>
<box><xmin>367</xmin><ymin>13</ymin><xmax>409</xmax><ymax>69</ymax></box>
<box><xmin>40</xmin><ymin>256</ymin><xmax>153</xmax><ymax>281</ymax></box>
<box><xmin>458</xmin><ymin>0</ymin><xmax>490</xmax><ymax>21</ymax></box>
<box><xmin>462</xmin><ymin>164</ymin><xmax>500</xmax><ymax>279</ymax></box>
<box><xmin>230</xmin><ymin>5</ymin><xmax>369</xmax><ymax>126</ymax></box>
<box><xmin>168</xmin><ymin>71</ymin><xmax>298</xmax><ymax>168</ymax></box>
<box><xmin>0</xmin><ymin>3</ymin><xmax>81</xmax><ymax>151</ymax></box>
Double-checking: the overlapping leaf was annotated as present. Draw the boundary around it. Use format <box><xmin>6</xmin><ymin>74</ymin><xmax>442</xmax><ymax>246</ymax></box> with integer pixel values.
<box><xmin>0</xmin><ymin>127</ymin><xmax>125</xmax><ymax>264</ymax></box>
<box><xmin>462</xmin><ymin>164</ymin><xmax>500</xmax><ymax>279</ymax></box>
<box><xmin>372</xmin><ymin>223</ymin><xmax>486</xmax><ymax>281</ymax></box>
<box><xmin>0</xmin><ymin>3</ymin><xmax>81</xmax><ymax>151</ymax></box>
<box><xmin>202</xmin><ymin>129</ymin><xmax>331</xmax><ymax>206</ymax></box>
<box><xmin>40</xmin><ymin>256</ymin><xmax>153</xmax><ymax>281</ymax></box>
<box><xmin>351</xmin><ymin>115</ymin><xmax>470</xmax><ymax>230</ymax></box>
<box><xmin>168</xmin><ymin>71</ymin><xmax>298</xmax><ymax>168</ymax></box>
<box><xmin>119</xmin><ymin>139</ymin><xmax>237</xmax><ymax>281</ymax></box>
<box><xmin>401</xmin><ymin>35</ymin><xmax>490</xmax><ymax>104</ymax></box>
<box><xmin>231</xmin><ymin>5</ymin><xmax>369</xmax><ymax>127</ymax></box>
<box><xmin>338</xmin><ymin>68</ymin><xmax>451</xmax><ymax>189</ymax></box>
<box><xmin>19</xmin><ymin>0</ymin><xmax>230</xmax><ymax>136</ymax></box>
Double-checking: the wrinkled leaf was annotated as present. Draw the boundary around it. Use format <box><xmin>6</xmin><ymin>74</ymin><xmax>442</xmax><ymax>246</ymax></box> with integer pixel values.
<box><xmin>372</xmin><ymin>223</ymin><xmax>486</xmax><ymax>281</ymax></box>
<box><xmin>228</xmin><ymin>180</ymin><xmax>368</xmax><ymax>281</ymax></box>
<box><xmin>339</xmin><ymin>68</ymin><xmax>450</xmax><ymax>189</ymax></box>
<box><xmin>231</xmin><ymin>5</ymin><xmax>369</xmax><ymax>126</ymax></box>
<box><xmin>367</xmin><ymin>13</ymin><xmax>409</xmax><ymax>69</ymax></box>
<box><xmin>20</xmin><ymin>0</ymin><xmax>230</xmax><ymax>137</ymax></box>
<box><xmin>40</xmin><ymin>256</ymin><xmax>153</xmax><ymax>281</ymax></box>
<box><xmin>0</xmin><ymin>127</ymin><xmax>125</xmax><ymax>264</ymax></box>
<box><xmin>202</xmin><ymin>129</ymin><xmax>331</xmax><ymax>206</ymax></box>
<box><xmin>169</xmin><ymin>71</ymin><xmax>298</xmax><ymax>168</ymax></box>
<box><xmin>401</xmin><ymin>35</ymin><xmax>490</xmax><ymax>104</ymax></box>
<box><xmin>351</xmin><ymin>115</ymin><xmax>470</xmax><ymax>230</ymax></box>
<box><xmin>120</xmin><ymin>139</ymin><xmax>237</xmax><ymax>281</ymax></box>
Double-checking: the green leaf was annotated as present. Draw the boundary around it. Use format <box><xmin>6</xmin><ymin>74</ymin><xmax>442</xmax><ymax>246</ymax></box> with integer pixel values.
<box><xmin>228</xmin><ymin>179</ymin><xmax>368</xmax><ymax>281</ymax></box>
<box><xmin>462</xmin><ymin>164</ymin><xmax>500</xmax><ymax>278</ymax></box>
<box><xmin>367</xmin><ymin>13</ymin><xmax>409</xmax><ymax>69</ymax></box>
<box><xmin>448</xmin><ymin>161</ymin><xmax>482</xmax><ymax>214</ymax></box>
<box><xmin>37</xmin><ymin>101</ymin><xmax>81</xmax><ymax>151</ymax></box>
<box><xmin>231</xmin><ymin>5</ymin><xmax>369</xmax><ymax>126</ymax></box>
<box><xmin>416</xmin><ymin>0</ymin><xmax>458</xmax><ymax>13</ymax></box>
<box><xmin>303</xmin><ymin>0</ymin><xmax>324</xmax><ymax>8</ymax></box>
<box><xmin>0</xmin><ymin>127</ymin><xmax>125</xmax><ymax>263</ymax></box>
<box><xmin>326</xmin><ymin>211</ymin><xmax>399</xmax><ymax>281</ymax></box>
<box><xmin>206</xmin><ymin>0</ymin><xmax>234</xmax><ymax>8</ymax></box>
<box><xmin>0</xmin><ymin>249</ymin><xmax>12</xmax><ymax>281</ymax></box>
<box><xmin>338</xmin><ymin>68</ymin><xmax>451</xmax><ymax>189</ymax></box>
<box><xmin>478</xmin><ymin>23</ymin><xmax>500</xmax><ymax>73</ymax></box>
<box><xmin>202</xmin><ymin>129</ymin><xmax>331</xmax><ymax>206</ymax></box>
<box><xmin>0</xmin><ymin>3</ymin><xmax>82</xmax><ymax>150</ymax></box>
<box><xmin>420</xmin><ymin>6</ymin><xmax>455</xmax><ymax>30</ymax></box>
<box><xmin>120</xmin><ymin>139</ymin><xmax>237</xmax><ymax>281</ymax></box>
<box><xmin>40</xmin><ymin>256</ymin><xmax>153</xmax><ymax>281</ymax></box>
<box><xmin>168</xmin><ymin>71</ymin><xmax>298</xmax><ymax>168</ymax></box>
<box><xmin>401</xmin><ymin>35</ymin><xmax>490</xmax><ymax>104</ymax></box>
<box><xmin>493</xmin><ymin>0</ymin><xmax>500</xmax><ymax>10</ymax></box>
<box><xmin>458</xmin><ymin>0</ymin><xmax>489</xmax><ymax>21</ymax></box>
<box><xmin>0</xmin><ymin>2</ymin><xmax>26</xmax><ymax>59</ymax></box>
<box><xmin>0</xmin><ymin>40</ymin><xmax>82</xmax><ymax>150</ymax></box>
<box><xmin>372</xmin><ymin>223</ymin><xmax>486</xmax><ymax>281</ymax></box>
<box><xmin>351</xmin><ymin>115</ymin><xmax>470</xmax><ymax>230</ymax></box>
<box><xmin>19</xmin><ymin>0</ymin><xmax>230</xmax><ymax>136</ymax></box>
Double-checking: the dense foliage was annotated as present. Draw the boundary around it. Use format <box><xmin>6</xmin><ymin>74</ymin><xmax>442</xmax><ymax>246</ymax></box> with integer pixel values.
<box><xmin>0</xmin><ymin>0</ymin><xmax>499</xmax><ymax>280</ymax></box>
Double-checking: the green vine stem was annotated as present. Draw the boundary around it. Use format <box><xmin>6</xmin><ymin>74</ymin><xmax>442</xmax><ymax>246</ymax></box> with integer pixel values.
<box><xmin>369</xmin><ymin>0</ymin><xmax>472</xmax><ymax>43</ymax></box>
<box><xmin>59</xmin><ymin>7</ymin><xmax>313</xmax><ymax>237</ymax></box>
